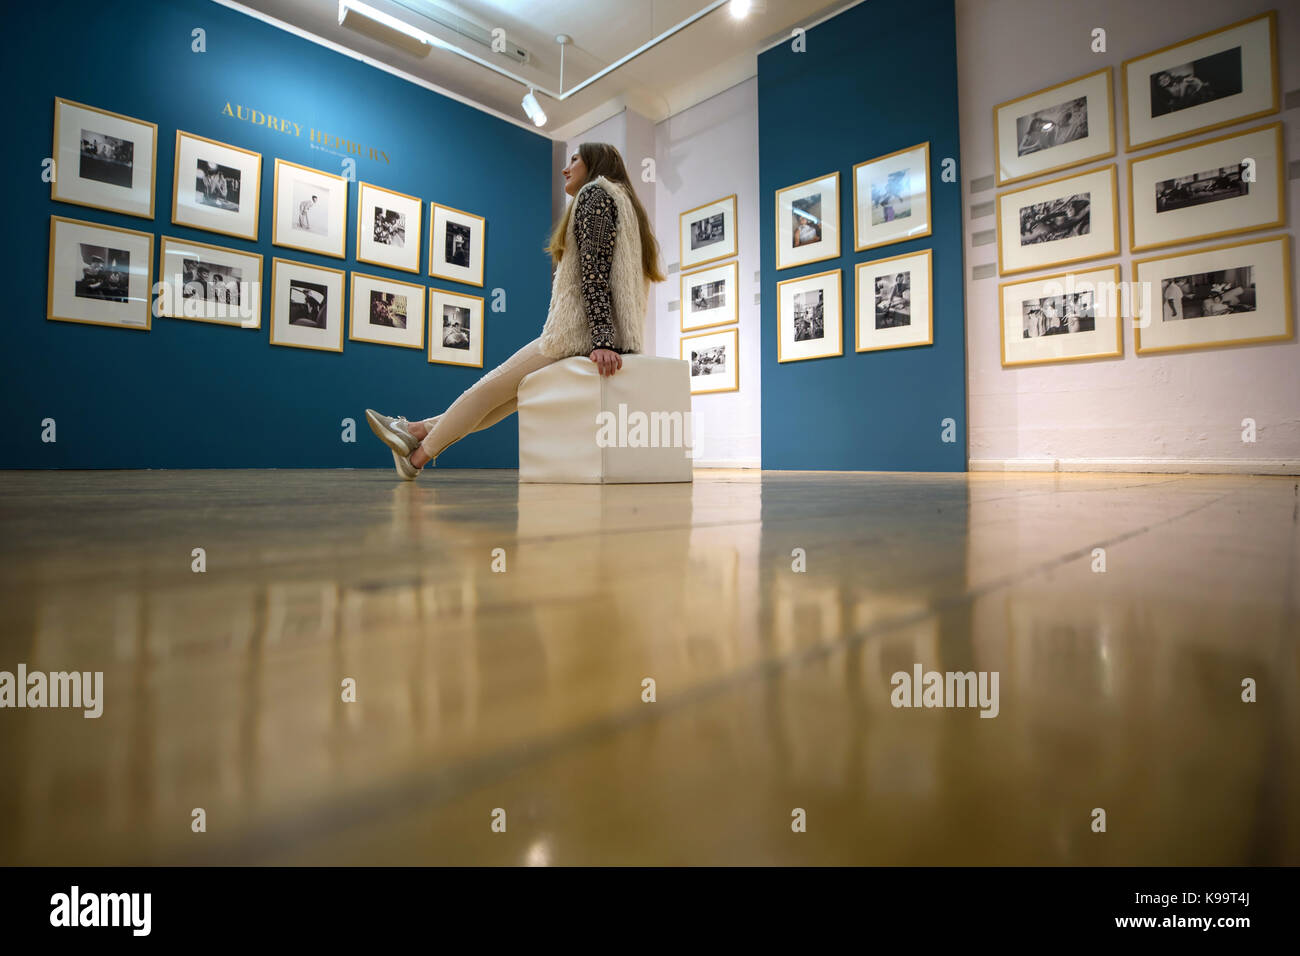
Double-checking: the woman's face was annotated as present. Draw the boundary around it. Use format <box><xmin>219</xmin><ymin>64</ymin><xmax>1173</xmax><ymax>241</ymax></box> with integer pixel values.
<box><xmin>562</xmin><ymin>151</ymin><xmax>588</xmax><ymax>196</ymax></box>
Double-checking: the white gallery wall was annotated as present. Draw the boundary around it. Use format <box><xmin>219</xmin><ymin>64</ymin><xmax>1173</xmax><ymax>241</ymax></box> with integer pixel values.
<box><xmin>956</xmin><ymin>0</ymin><xmax>1300</xmax><ymax>472</ymax></box>
<box><xmin>652</xmin><ymin>79</ymin><xmax>762</xmax><ymax>467</ymax></box>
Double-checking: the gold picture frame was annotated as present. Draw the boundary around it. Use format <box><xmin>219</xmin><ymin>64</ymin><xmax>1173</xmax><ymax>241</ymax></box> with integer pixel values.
<box><xmin>1133</xmin><ymin>234</ymin><xmax>1292</xmax><ymax>355</ymax></box>
<box><xmin>349</xmin><ymin>271</ymin><xmax>425</xmax><ymax>349</ymax></box>
<box><xmin>679</xmin><ymin>194</ymin><xmax>738</xmax><ymax>271</ymax></box>
<box><xmin>269</xmin><ymin>257</ymin><xmax>347</xmax><ymax>352</ymax></box>
<box><xmin>171</xmin><ymin>130</ymin><xmax>262</xmax><ymax>242</ymax></box>
<box><xmin>852</xmin><ymin>142</ymin><xmax>932</xmax><ymax>253</ymax></box>
<box><xmin>992</xmin><ymin>67</ymin><xmax>1115</xmax><ymax>187</ymax></box>
<box><xmin>428</xmin><ymin>202</ymin><xmax>486</xmax><ymax>287</ymax></box>
<box><xmin>51</xmin><ymin>97</ymin><xmax>158</xmax><ymax>220</ymax></box>
<box><xmin>271</xmin><ymin>158</ymin><xmax>349</xmax><ymax>259</ymax></box>
<box><xmin>1121</xmin><ymin>11</ymin><xmax>1280</xmax><ymax>152</ymax></box>
<box><xmin>998</xmin><ymin>264</ymin><xmax>1124</xmax><ymax>368</ymax></box>
<box><xmin>47</xmin><ymin>215</ymin><xmax>155</xmax><ymax>331</ymax></box>
<box><xmin>157</xmin><ymin>234</ymin><xmax>263</xmax><ymax>328</ymax></box>
<box><xmin>1127</xmin><ymin>121</ymin><xmax>1285</xmax><ymax>254</ymax></box>
<box><xmin>775</xmin><ymin>171</ymin><xmax>840</xmax><ymax>270</ymax></box>
<box><xmin>854</xmin><ymin>249</ymin><xmax>933</xmax><ymax>353</ymax></box>
<box><xmin>428</xmin><ymin>287</ymin><xmax>485</xmax><ymax>367</ymax></box>
<box><xmin>996</xmin><ymin>163</ymin><xmax>1120</xmax><ymax>276</ymax></box>
<box><xmin>679</xmin><ymin>259</ymin><xmax>740</xmax><ymax>332</ymax></box>
<box><xmin>776</xmin><ymin>267</ymin><xmax>843</xmax><ymax>363</ymax></box>
<box><xmin>356</xmin><ymin>181</ymin><xmax>422</xmax><ymax>274</ymax></box>
<box><xmin>681</xmin><ymin>327</ymin><xmax>739</xmax><ymax>394</ymax></box>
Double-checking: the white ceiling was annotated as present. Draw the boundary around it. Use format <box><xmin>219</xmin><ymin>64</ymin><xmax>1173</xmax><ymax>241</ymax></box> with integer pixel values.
<box><xmin>218</xmin><ymin>0</ymin><xmax>856</xmax><ymax>139</ymax></box>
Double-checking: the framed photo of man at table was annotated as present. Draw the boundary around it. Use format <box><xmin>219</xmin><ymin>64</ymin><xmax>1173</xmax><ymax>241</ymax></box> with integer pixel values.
<box><xmin>1133</xmin><ymin>235</ymin><xmax>1292</xmax><ymax>355</ymax></box>
<box><xmin>428</xmin><ymin>288</ymin><xmax>484</xmax><ymax>368</ymax></box>
<box><xmin>679</xmin><ymin>194</ymin><xmax>737</xmax><ymax>271</ymax></box>
<box><xmin>1121</xmin><ymin>11</ymin><xmax>1279</xmax><ymax>151</ymax></box>
<box><xmin>172</xmin><ymin>131</ymin><xmax>262</xmax><ymax>241</ymax></box>
<box><xmin>855</xmin><ymin>249</ymin><xmax>933</xmax><ymax>353</ymax></box>
<box><xmin>272</xmin><ymin>159</ymin><xmax>348</xmax><ymax>259</ymax></box>
<box><xmin>775</xmin><ymin>172</ymin><xmax>840</xmax><ymax>270</ymax></box>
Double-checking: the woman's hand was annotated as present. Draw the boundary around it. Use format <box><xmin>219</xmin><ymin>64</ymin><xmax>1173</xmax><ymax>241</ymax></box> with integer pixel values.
<box><xmin>589</xmin><ymin>348</ymin><xmax>622</xmax><ymax>376</ymax></box>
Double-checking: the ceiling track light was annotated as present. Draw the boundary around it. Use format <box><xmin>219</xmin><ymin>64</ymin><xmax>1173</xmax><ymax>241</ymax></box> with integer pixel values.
<box><xmin>521</xmin><ymin>89</ymin><xmax>547</xmax><ymax>127</ymax></box>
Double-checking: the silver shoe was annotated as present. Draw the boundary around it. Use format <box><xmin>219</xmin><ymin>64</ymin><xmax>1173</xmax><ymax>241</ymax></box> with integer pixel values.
<box><xmin>365</xmin><ymin>408</ymin><xmax>419</xmax><ymax>457</ymax></box>
<box><xmin>392</xmin><ymin>449</ymin><xmax>421</xmax><ymax>481</ymax></box>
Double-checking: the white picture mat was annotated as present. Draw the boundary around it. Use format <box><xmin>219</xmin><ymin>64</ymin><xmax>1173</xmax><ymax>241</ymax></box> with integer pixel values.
<box><xmin>1000</xmin><ymin>266</ymin><xmax>1122</xmax><ymax>365</ymax></box>
<box><xmin>358</xmin><ymin>183</ymin><xmax>421</xmax><ymax>273</ymax></box>
<box><xmin>430</xmin><ymin>206</ymin><xmax>484</xmax><ymax>285</ymax></box>
<box><xmin>856</xmin><ymin>251</ymin><xmax>932</xmax><ymax>351</ymax></box>
<box><xmin>778</xmin><ymin>272</ymin><xmax>842</xmax><ymax>362</ymax></box>
<box><xmin>271</xmin><ymin>261</ymin><xmax>344</xmax><ymax>350</ymax></box>
<box><xmin>1130</xmin><ymin>124</ymin><xmax>1281</xmax><ymax>251</ymax></box>
<box><xmin>1135</xmin><ymin>237</ymin><xmax>1289</xmax><ymax>351</ymax></box>
<box><xmin>49</xmin><ymin>219</ymin><xmax>152</xmax><ymax>328</ymax></box>
<box><xmin>854</xmin><ymin>145</ymin><xmax>930</xmax><ymax>250</ymax></box>
<box><xmin>682</xmin><ymin>328</ymin><xmax>738</xmax><ymax>392</ymax></box>
<box><xmin>53</xmin><ymin>100</ymin><xmax>155</xmax><ymax>217</ymax></box>
<box><xmin>680</xmin><ymin>197</ymin><xmax>736</xmax><ymax>270</ymax></box>
<box><xmin>273</xmin><ymin>161</ymin><xmax>347</xmax><ymax>257</ymax></box>
<box><xmin>681</xmin><ymin>260</ymin><xmax>738</xmax><ymax>331</ymax></box>
<box><xmin>996</xmin><ymin>69</ymin><xmax>1113</xmax><ymax>184</ymax></box>
<box><xmin>1124</xmin><ymin>16</ymin><xmax>1275</xmax><ymax>148</ymax></box>
<box><xmin>776</xmin><ymin>174</ymin><xmax>839</xmax><ymax>269</ymax></box>
<box><xmin>174</xmin><ymin>134</ymin><xmax>260</xmax><ymax>239</ymax></box>
<box><xmin>428</xmin><ymin>290</ymin><xmax>483</xmax><ymax>366</ymax></box>
<box><xmin>350</xmin><ymin>274</ymin><xmax>424</xmax><ymax>348</ymax></box>
<box><xmin>159</xmin><ymin>237</ymin><xmax>261</xmax><ymax>328</ymax></box>
<box><xmin>998</xmin><ymin>166</ymin><xmax>1117</xmax><ymax>275</ymax></box>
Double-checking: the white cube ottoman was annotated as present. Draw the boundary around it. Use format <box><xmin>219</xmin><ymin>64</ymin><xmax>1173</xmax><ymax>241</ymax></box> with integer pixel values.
<box><xmin>517</xmin><ymin>355</ymin><xmax>694</xmax><ymax>483</ymax></box>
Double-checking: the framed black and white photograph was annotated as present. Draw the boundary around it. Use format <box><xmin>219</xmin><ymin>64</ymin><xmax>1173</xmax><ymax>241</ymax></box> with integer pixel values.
<box><xmin>1133</xmin><ymin>235</ymin><xmax>1292</xmax><ymax>355</ymax></box>
<box><xmin>428</xmin><ymin>203</ymin><xmax>485</xmax><ymax>287</ymax></box>
<box><xmin>997</xmin><ymin>164</ymin><xmax>1119</xmax><ymax>276</ymax></box>
<box><xmin>171</xmin><ymin>131</ymin><xmax>262</xmax><ymax>242</ymax></box>
<box><xmin>678</xmin><ymin>194</ymin><xmax>737</xmax><ymax>271</ymax></box>
<box><xmin>1122</xmin><ymin>12</ymin><xmax>1279</xmax><ymax>151</ymax></box>
<box><xmin>776</xmin><ymin>268</ymin><xmax>842</xmax><ymax>363</ymax></box>
<box><xmin>349</xmin><ymin>271</ymin><xmax>425</xmax><ymax>350</ymax></box>
<box><xmin>998</xmin><ymin>265</ymin><xmax>1123</xmax><ymax>367</ymax></box>
<box><xmin>1129</xmin><ymin>122</ymin><xmax>1284</xmax><ymax>253</ymax></box>
<box><xmin>51</xmin><ymin>97</ymin><xmax>157</xmax><ymax>219</ymax></box>
<box><xmin>272</xmin><ymin>159</ymin><xmax>348</xmax><ymax>259</ymax></box>
<box><xmin>47</xmin><ymin>215</ymin><xmax>154</xmax><ymax>331</ymax></box>
<box><xmin>427</xmin><ymin>288</ymin><xmax>484</xmax><ymax>367</ymax></box>
<box><xmin>357</xmin><ymin>182</ymin><xmax>422</xmax><ymax>274</ymax></box>
<box><xmin>681</xmin><ymin>327</ymin><xmax>739</xmax><ymax>395</ymax></box>
<box><xmin>853</xmin><ymin>142</ymin><xmax>931</xmax><ymax>253</ymax></box>
<box><xmin>855</xmin><ymin>249</ymin><xmax>933</xmax><ymax>353</ymax></box>
<box><xmin>775</xmin><ymin>172</ymin><xmax>839</xmax><ymax>270</ymax></box>
<box><xmin>994</xmin><ymin>68</ymin><xmax>1115</xmax><ymax>186</ymax></box>
<box><xmin>680</xmin><ymin>260</ymin><xmax>739</xmax><ymax>332</ymax></box>
<box><xmin>269</xmin><ymin>257</ymin><xmax>345</xmax><ymax>352</ymax></box>
<box><xmin>158</xmin><ymin>235</ymin><xmax>263</xmax><ymax>329</ymax></box>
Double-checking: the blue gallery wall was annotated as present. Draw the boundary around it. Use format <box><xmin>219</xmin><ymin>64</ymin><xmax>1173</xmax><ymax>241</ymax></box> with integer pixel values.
<box><xmin>2</xmin><ymin>0</ymin><xmax>552</xmax><ymax>468</ymax></box>
<box><xmin>757</xmin><ymin>0</ymin><xmax>967</xmax><ymax>471</ymax></box>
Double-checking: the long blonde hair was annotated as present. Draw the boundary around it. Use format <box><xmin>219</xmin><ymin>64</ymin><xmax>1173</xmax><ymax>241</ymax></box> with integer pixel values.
<box><xmin>546</xmin><ymin>142</ymin><xmax>666</xmax><ymax>283</ymax></box>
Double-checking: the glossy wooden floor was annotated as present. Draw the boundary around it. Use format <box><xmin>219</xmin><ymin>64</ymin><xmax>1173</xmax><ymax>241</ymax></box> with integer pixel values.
<box><xmin>0</xmin><ymin>469</ymin><xmax>1296</xmax><ymax>865</ymax></box>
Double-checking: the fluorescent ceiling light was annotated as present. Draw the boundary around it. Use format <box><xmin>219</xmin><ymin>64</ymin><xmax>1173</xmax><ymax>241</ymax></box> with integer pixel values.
<box><xmin>338</xmin><ymin>0</ymin><xmax>450</xmax><ymax>49</ymax></box>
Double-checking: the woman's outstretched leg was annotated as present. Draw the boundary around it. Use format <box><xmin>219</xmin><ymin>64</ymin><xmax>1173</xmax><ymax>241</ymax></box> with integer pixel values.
<box><xmin>411</xmin><ymin>339</ymin><xmax>556</xmax><ymax>468</ymax></box>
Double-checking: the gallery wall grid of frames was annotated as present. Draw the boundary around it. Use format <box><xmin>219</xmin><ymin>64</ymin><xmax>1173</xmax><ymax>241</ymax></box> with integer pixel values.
<box><xmin>45</xmin><ymin>96</ymin><xmax>492</xmax><ymax>366</ymax></box>
<box><xmin>678</xmin><ymin>194</ymin><xmax>743</xmax><ymax>392</ymax></box>
<box><xmin>984</xmin><ymin>9</ymin><xmax>1290</xmax><ymax>366</ymax></box>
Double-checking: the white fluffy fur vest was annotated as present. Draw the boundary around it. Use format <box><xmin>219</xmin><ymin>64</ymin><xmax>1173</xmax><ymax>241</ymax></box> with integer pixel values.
<box><xmin>538</xmin><ymin>175</ymin><xmax>650</xmax><ymax>358</ymax></box>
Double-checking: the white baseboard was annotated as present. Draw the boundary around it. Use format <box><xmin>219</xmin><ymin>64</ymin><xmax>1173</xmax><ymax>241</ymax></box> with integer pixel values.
<box><xmin>969</xmin><ymin>457</ymin><xmax>1300</xmax><ymax>476</ymax></box>
<box><xmin>692</xmin><ymin>458</ymin><xmax>761</xmax><ymax>469</ymax></box>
